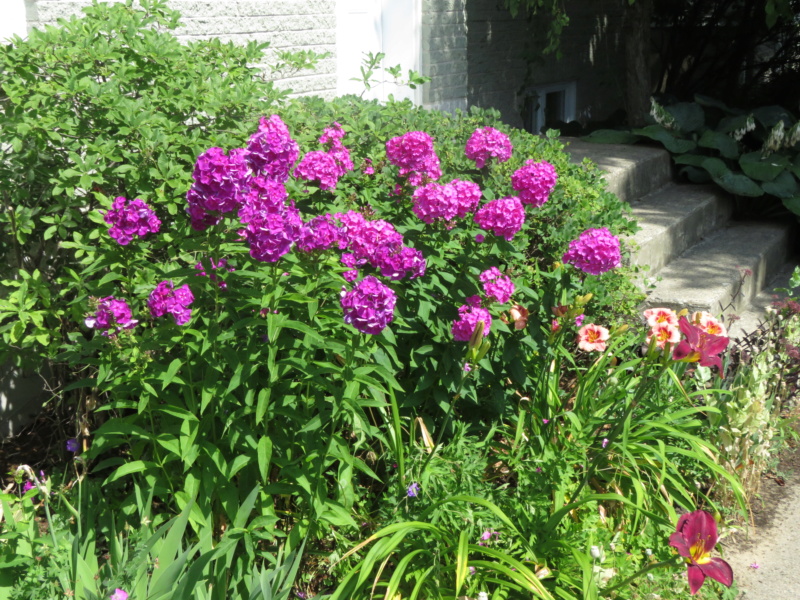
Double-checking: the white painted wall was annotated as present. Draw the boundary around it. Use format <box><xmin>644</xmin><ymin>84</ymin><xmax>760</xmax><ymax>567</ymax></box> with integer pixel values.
<box><xmin>1</xmin><ymin>0</ymin><xmax>28</xmax><ymax>42</ymax></box>
<box><xmin>335</xmin><ymin>0</ymin><xmax>422</xmax><ymax>103</ymax></box>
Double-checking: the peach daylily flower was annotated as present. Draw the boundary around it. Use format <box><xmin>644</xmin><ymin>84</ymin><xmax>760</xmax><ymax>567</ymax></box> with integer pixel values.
<box><xmin>691</xmin><ymin>311</ymin><xmax>727</xmax><ymax>337</ymax></box>
<box><xmin>643</xmin><ymin>307</ymin><xmax>679</xmax><ymax>328</ymax></box>
<box><xmin>647</xmin><ymin>322</ymin><xmax>681</xmax><ymax>349</ymax></box>
<box><xmin>577</xmin><ymin>323</ymin><xmax>610</xmax><ymax>352</ymax></box>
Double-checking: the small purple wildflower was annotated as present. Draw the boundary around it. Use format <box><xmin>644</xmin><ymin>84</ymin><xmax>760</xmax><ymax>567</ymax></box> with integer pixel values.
<box><xmin>575</xmin><ymin>314</ymin><xmax>585</xmax><ymax>327</ymax></box>
<box><xmin>407</xmin><ymin>482</ymin><xmax>421</xmax><ymax>498</ymax></box>
<box><xmin>110</xmin><ymin>590</ymin><xmax>129</xmax><ymax>600</ymax></box>
<box><xmin>542</xmin><ymin>418</ymin><xmax>550</xmax><ymax>424</ymax></box>
<box><xmin>602</xmin><ymin>438</ymin><xmax>609</xmax><ymax>449</ymax></box>
<box><xmin>66</xmin><ymin>438</ymin><xmax>79</xmax><ymax>453</ymax></box>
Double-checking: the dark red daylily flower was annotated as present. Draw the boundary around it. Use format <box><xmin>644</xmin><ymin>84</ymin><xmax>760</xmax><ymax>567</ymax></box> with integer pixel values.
<box><xmin>672</xmin><ymin>317</ymin><xmax>729</xmax><ymax>371</ymax></box>
<box><xmin>669</xmin><ymin>510</ymin><xmax>733</xmax><ymax>595</ymax></box>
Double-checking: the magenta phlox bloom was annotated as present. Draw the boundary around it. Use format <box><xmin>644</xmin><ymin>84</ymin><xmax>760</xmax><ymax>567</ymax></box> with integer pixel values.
<box><xmin>340</xmin><ymin>253</ymin><xmax>359</xmax><ymax>282</ymax></box>
<box><xmin>473</xmin><ymin>197</ymin><xmax>525</xmax><ymax>241</ymax></box>
<box><xmin>386</xmin><ymin>131</ymin><xmax>441</xmax><ymax>186</ymax></box>
<box><xmin>412</xmin><ymin>179</ymin><xmax>482</xmax><ymax>225</ymax></box>
<box><xmin>110</xmin><ymin>589</ymin><xmax>129</xmax><ymax>600</ymax></box>
<box><xmin>243</xmin><ymin>200</ymin><xmax>303</xmax><ymax>263</ymax></box>
<box><xmin>148</xmin><ymin>281</ymin><xmax>194</xmax><ymax>325</ymax></box>
<box><xmin>340</xmin><ymin>276</ymin><xmax>397</xmax><ymax>335</ymax></box>
<box><xmin>375</xmin><ymin>245</ymin><xmax>427</xmax><ymax>280</ymax></box>
<box><xmin>511</xmin><ymin>160</ymin><xmax>557</xmax><ymax>207</ymax></box>
<box><xmin>452</xmin><ymin>301</ymin><xmax>492</xmax><ymax>342</ymax></box>
<box><xmin>480</xmin><ymin>267</ymin><xmax>515</xmax><ymax>304</ymax></box>
<box><xmin>185</xmin><ymin>147</ymin><xmax>250</xmax><ymax>231</ymax></box>
<box><xmin>296</xmin><ymin>214</ymin><xmax>343</xmax><ymax>253</ymax></box>
<box><xmin>85</xmin><ymin>296</ymin><xmax>138</xmax><ymax>334</ymax></box>
<box><xmin>319</xmin><ymin>122</ymin><xmax>354</xmax><ymax>176</ymax></box>
<box><xmin>562</xmin><ymin>227</ymin><xmax>622</xmax><ymax>275</ymax></box>
<box><xmin>294</xmin><ymin>151</ymin><xmax>340</xmax><ymax>190</ymax></box>
<box><xmin>104</xmin><ymin>196</ymin><xmax>161</xmax><ymax>245</ymax></box>
<box><xmin>450</xmin><ymin>179</ymin><xmax>483</xmax><ymax>218</ymax></box>
<box><xmin>246</xmin><ymin>115</ymin><xmax>299</xmax><ymax>182</ymax></box>
<box><xmin>669</xmin><ymin>510</ymin><xmax>733</xmax><ymax>595</ymax></box>
<box><xmin>465</xmin><ymin>126</ymin><xmax>513</xmax><ymax>169</ymax></box>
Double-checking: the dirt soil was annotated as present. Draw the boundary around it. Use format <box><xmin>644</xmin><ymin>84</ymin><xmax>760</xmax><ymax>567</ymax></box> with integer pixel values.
<box><xmin>722</xmin><ymin>432</ymin><xmax>800</xmax><ymax>600</ymax></box>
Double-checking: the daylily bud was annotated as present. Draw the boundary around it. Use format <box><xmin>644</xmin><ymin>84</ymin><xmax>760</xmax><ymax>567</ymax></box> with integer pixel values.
<box><xmin>552</xmin><ymin>305</ymin><xmax>569</xmax><ymax>318</ymax></box>
<box><xmin>611</xmin><ymin>323</ymin><xmax>629</xmax><ymax>336</ymax></box>
<box><xmin>468</xmin><ymin>320</ymin><xmax>485</xmax><ymax>350</ymax></box>
<box><xmin>576</xmin><ymin>293</ymin><xmax>593</xmax><ymax>306</ymax></box>
<box><xmin>677</xmin><ymin>308</ymin><xmax>689</xmax><ymax>317</ymax></box>
<box><xmin>475</xmin><ymin>339</ymin><xmax>492</xmax><ymax>363</ymax></box>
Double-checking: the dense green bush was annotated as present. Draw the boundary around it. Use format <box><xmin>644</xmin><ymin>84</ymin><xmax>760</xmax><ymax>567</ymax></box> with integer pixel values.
<box><xmin>0</xmin><ymin>2</ymin><xmax>753</xmax><ymax>600</ymax></box>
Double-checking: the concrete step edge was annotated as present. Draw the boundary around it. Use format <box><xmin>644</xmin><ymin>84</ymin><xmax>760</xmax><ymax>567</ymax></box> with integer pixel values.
<box><xmin>562</xmin><ymin>138</ymin><xmax>673</xmax><ymax>203</ymax></box>
<box><xmin>627</xmin><ymin>183</ymin><xmax>734</xmax><ymax>275</ymax></box>
<box><xmin>641</xmin><ymin>221</ymin><xmax>793</xmax><ymax>318</ymax></box>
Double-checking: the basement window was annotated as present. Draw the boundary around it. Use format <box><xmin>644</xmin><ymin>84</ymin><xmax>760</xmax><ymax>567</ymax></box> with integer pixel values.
<box><xmin>525</xmin><ymin>81</ymin><xmax>577</xmax><ymax>134</ymax></box>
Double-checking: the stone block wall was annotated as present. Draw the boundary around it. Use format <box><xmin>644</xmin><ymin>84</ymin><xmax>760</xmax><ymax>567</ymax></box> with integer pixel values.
<box><xmin>421</xmin><ymin>0</ymin><xmax>469</xmax><ymax>113</ymax></box>
<box><xmin>466</xmin><ymin>0</ymin><xmax>626</xmax><ymax>129</ymax></box>
<box><xmin>23</xmin><ymin>0</ymin><xmax>338</xmax><ymax>98</ymax></box>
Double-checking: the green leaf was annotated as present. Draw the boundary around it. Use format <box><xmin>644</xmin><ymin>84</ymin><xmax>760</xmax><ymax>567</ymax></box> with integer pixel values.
<box><xmin>580</xmin><ymin>129</ymin><xmax>640</xmax><ymax>145</ymax></box>
<box><xmin>762</xmin><ymin>171</ymin><xmax>800</xmax><ymax>198</ymax></box>
<box><xmin>782</xmin><ymin>197</ymin><xmax>800</xmax><ymax>216</ymax></box>
<box><xmin>103</xmin><ymin>460</ymin><xmax>158</xmax><ymax>484</ymax></box>
<box><xmin>701</xmin><ymin>157</ymin><xmax>764</xmax><ymax>197</ymax></box>
<box><xmin>665</xmin><ymin>102</ymin><xmax>705</xmax><ymax>133</ymax></box>
<box><xmin>739</xmin><ymin>151</ymin><xmax>789</xmax><ymax>181</ymax></box>
<box><xmin>698</xmin><ymin>130</ymin><xmax>739</xmax><ymax>159</ymax></box>
<box><xmin>632</xmin><ymin>125</ymin><xmax>696</xmax><ymax>153</ymax></box>
<box><xmin>257</xmin><ymin>436</ymin><xmax>272</xmax><ymax>482</ymax></box>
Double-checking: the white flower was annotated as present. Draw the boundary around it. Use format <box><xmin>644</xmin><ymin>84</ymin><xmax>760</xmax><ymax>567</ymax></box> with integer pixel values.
<box><xmin>590</xmin><ymin>545</ymin><xmax>602</xmax><ymax>559</ymax></box>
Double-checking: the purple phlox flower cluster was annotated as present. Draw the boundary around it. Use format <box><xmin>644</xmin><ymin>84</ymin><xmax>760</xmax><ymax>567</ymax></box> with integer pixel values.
<box><xmin>319</xmin><ymin>122</ymin><xmax>354</xmax><ymax>176</ymax></box>
<box><xmin>66</xmin><ymin>438</ymin><xmax>79</xmax><ymax>453</ymax></box>
<box><xmin>104</xmin><ymin>196</ymin><xmax>160</xmax><ymax>245</ymax></box>
<box><xmin>246</xmin><ymin>114</ymin><xmax>299</xmax><ymax>182</ymax></box>
<box><xmin>575</xmin><ymin>314</ymin><xmax>585</xmax><ymax>327</ymax></box>
<box><xmin>385</xmin><ymin>131</ymin><xmax>441</xmax><ymax>187</ymax></box>
<box><xmin>186</xmin><ymin>147</ymin><xmax>250</xmax><ymax>231</ymax></box>
<box><xmin>452</xmin><ymin>295</ymin><xmax>492</xmax><ymax>342</ymax></box>
<box><xmin>465</xmin><ymin>126</ymin><xmax>513</xmax><ymax>169</ymax></box>
<box><xmin>562</xmin><ymin>227</ymin><xmax>622</xmax><ymax>276</ymax></box>
<box><xmin>480</xmin><ymin>267</ymin><xmax>515</xmax><ymax>304</ymax></box>
<box><xmin>511</xmin><ymin>160</ymin><xmax>558</xmax><ymax>207</ymax></box>
<box><xmin>362</xmin><ymin>158</ymin><xmax>375</xmax><ymax>175</ymax></box>
<box><xmin>239</xmin><ymin>181</ymin><xmax>303</xmax><ymax>263</ymax></box>
<box><xmin>341</xmin><ymin>253</ymin><xmax>359</xmax><ymax>282</ymax></box>
<box><xmin>148</xmin><ymin>281</ymin><xmax>194</xmax><ymax>325</ymax></box>
<box><xmin>473</xmin><ymin>197</ymin><xmax>526</xmax><ymax>241</ymax></box>
<box><xmin>412</xmin><ymin>179</ymin><xmax>482</xmax><ymax>226</ymax></box>
<box><xmin>195</xmin><ymin>257</ymin><xmax>234</xmax><ymax>289</ymax></box>
<box><xmin>294</xmin><ymin>122</ymin><xmax>354</xmax><ymax>190</ymax></box>
<box><xmin>335</xmin><ymin>211</ymin><xmax>426</xmax><ymax>281</ymax></box>
<box><xmin>294</xmin><ymin>151</ymin><xmax>340</xmax><ymax>190</ymax></box>
<box><xmin>340</xmin><ymin>276</ymin><xmax>397</xmax><ymax>335</ymax></box>
<box><xmin>85</xmin><ymin>296</ymin><xmax>138</xmax><ymax>334</ymax></box>
<box><xmin>296</xmin><ymin>214</ymin><xmax>344</xmax><ymax>253</ymax></box>
<box><xmin>406</xmin><ymin>482</ymin><xmax>421</xmax><ymax>498</ymax></box>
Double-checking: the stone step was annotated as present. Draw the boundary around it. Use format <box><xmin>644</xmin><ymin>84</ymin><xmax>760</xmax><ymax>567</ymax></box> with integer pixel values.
<box><xmin>728</xmin><ymin>261</ymin><xmax>800</xmax><ymax>339</ymax></box>
<box><xmin>628</xmin><ymin>183</ymin><xmax>734</xmax><ymax>275</ymax></box>
<box><xmin>642</xmin><ymin>221</ymin><xmax>793</xmax><ymax>318</ymax></box>
<box><xmin>562</xmin><ymin>138</ymin><xmax>673</xmax><ymax>203</ymax></box>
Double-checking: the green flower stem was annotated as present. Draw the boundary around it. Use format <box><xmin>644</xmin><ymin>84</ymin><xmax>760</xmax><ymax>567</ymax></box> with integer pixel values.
<box><xmin>387</xmin><ymin>386</ymin><xmax>406</xmax><ymax>490</ymax></box>
<box><xmin>602</xmin><ymin>556</ymin><xmax>682</xmax><ymax>594</ymax></box>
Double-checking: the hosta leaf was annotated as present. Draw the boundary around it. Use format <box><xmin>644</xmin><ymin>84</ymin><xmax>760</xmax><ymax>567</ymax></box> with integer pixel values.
<box><xmin>665</xmin><ymin>102</ymin><xmax>705</xmax><ymax>133</ymax></box>
<box><xmin>580</xmin><ymin>129</ymin><xmax>640</xmax><ymax>144</ymax></box>
<box><xmin>739</xmin><ymin>151</ymin><xmax>789</xmax><ymax>181</ymax></box>
<box><xmin>698</xmin><ymin>130</ymin><xmax>739</xmax><ymax>159</ymax></box>
<box><xmin>701</xmin><ymin>158</ymin><xmax>764</xmax><ymax>197</ymax></box>
<box><xmin>762</xmin><ymin>171</ymin><xmax>800</xmax><ymax>198</ymax></box>
<box><xmin>633</xmin><ymin>125</ymin><xmax>696</xmax><ymax>153</ymax></box>
<box><xmin>782</xmin><ymin>197</ymin><xmax>800</xmax><ymax>217</ymax></box>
